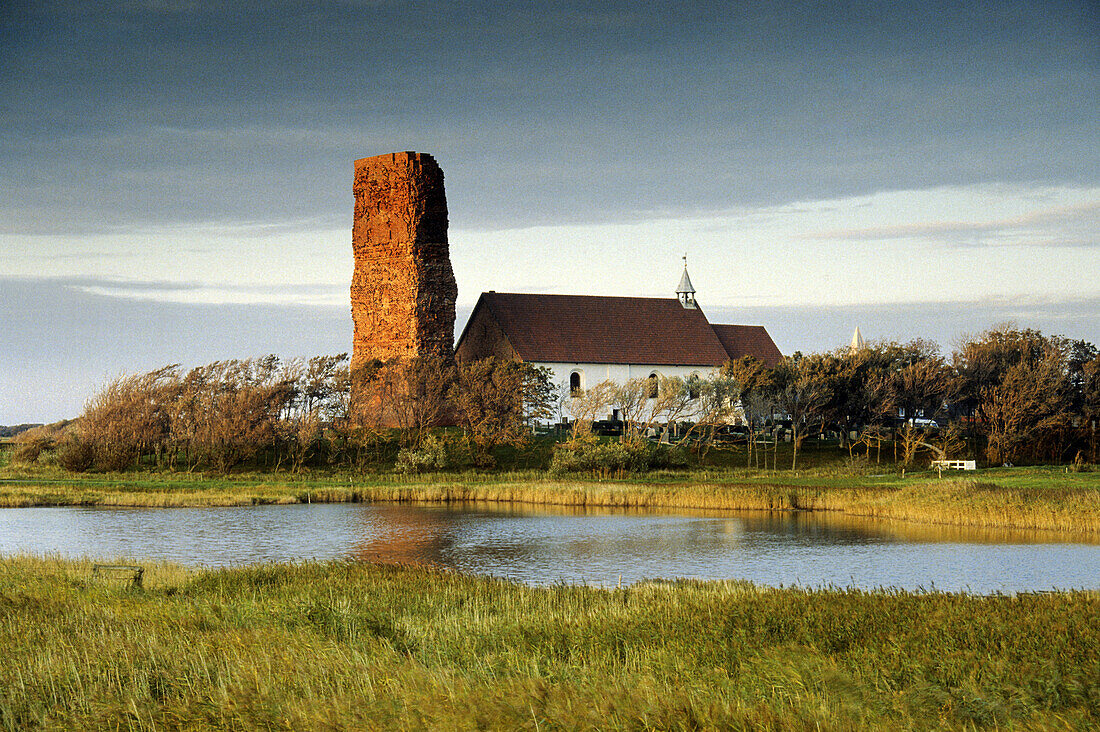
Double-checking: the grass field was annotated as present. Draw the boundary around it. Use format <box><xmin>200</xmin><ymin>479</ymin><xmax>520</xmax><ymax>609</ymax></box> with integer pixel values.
<box><xmin>2</xmin><ymin>460</ymin><xmax>1099</xmax><ymax>534</ymax></box>
<box><xmin>1</xmin><ymin>557</ymin><xmax>1097</xmax><ymax>730</ymax></box>
<box><xmin>3</xmin><ymin>441</ymin><xmax>1098</xmax><ymax>729</ymax></box>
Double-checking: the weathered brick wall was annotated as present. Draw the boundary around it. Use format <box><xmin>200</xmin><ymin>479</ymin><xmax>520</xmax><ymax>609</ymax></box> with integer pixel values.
<box><xmin>350</xmin><ymin>151</ymin><xmax>457</xmax><ymax>370</ymax></box>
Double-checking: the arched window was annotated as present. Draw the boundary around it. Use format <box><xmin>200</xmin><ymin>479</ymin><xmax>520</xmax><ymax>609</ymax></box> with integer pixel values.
<box><xmin>647</xmin><ymin>372</ymin><xmax>659</xmax><ymax>399</ymax></box>
<box><xmin>688</xmin><ymin>372</ymin><xmax>701</xmax><ymax>400</ymax></box>
<box><xmin>570</xmin><ymin>371</ymin><xmax>583</xmax><ymax>396</ymax></box>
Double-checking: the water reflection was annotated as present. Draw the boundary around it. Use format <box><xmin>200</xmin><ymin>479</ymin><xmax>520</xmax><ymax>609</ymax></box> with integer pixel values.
<box><xmin>1</xmin><ymin>502</ymin><xmax>1097</xmax><ymax>593</ymax></box>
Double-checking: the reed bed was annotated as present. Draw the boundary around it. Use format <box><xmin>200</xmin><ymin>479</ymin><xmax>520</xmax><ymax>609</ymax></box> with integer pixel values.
<box><xmin>1</xmin><ymin>556</ymin><xmax>1097</xmax><ymax>730</ymax></box>
<box><xmin>2</xmin><ymin>466</ymin><xmax>1099</xmax><ymax>534</ymax></box>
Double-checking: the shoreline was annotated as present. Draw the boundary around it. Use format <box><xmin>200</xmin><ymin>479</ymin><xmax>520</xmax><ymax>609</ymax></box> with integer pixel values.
<box><xmin>1</xmin><ymin>467</ymin><xmax>1098</xmax><ymax>534</ymax></box>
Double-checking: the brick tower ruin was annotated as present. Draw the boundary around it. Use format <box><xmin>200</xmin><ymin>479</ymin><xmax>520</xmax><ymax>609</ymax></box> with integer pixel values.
<box><xmin>350</xmin><ymin>151</ymin><xmax>457</xmax><ymax>370</ymax></box>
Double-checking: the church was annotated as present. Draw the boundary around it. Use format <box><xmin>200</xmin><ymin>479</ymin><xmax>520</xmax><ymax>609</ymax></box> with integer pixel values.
<box><xmin>348</xmin><ymin>151</ymin><xmax>783</xmax><ymax>424</ymax></box>
<box><xmin>455</xmin><ymin>263</ymin><xmax>783</xmax><ymax>398</ymax></box>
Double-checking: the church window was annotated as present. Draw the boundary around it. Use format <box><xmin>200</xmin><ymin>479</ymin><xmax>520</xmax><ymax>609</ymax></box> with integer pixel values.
<box><xmin>688</xmin><ymin>372</ymin><xmax>701</xmax><ymax>400</ymax></box>
<box><xmin>570</xmin><ymin>371</ymin><xmax>583</xmax><ymax>396</ymax></box>
<box><xmin>647</xmin><ymin>372</ymin><xmax>659</xmax><ymax>399</ymax></box>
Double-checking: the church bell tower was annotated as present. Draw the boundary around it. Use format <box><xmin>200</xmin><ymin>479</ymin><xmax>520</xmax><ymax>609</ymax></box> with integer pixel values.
<box><xmin>676</xmin><ymin>256</ymin><xmax>697</xmax><ymax>309</ymax></box>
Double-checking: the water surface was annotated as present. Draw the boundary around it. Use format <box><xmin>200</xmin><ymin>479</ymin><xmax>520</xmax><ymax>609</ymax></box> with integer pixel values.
<box><xmin>1</xmin><ymin>503</ymin><xmax>1097</xmax><ymax>593</ymax></box>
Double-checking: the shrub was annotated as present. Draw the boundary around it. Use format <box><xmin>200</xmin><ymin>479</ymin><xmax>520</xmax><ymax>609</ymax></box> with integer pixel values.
<box><xmin>648</xmin><ymin>443</ymin><xmax>689</xmax><ymax>469</ymax></box>
<box><xmin>549</xmin><ymin>438</ymin><xmax>687</xmax><ymax>475</ymax></box>
<box><xmin>11</xmin><ymin>426</ymin><xmax>55</xmax><ymax>464</ymax></box>
<box><xmin>394</xmin><ymin>434</ymin><xmax>451</xmax><ymax>474</ymax></box>
<box><xmin>92</xmin><ymin>441</ymin><xmax>140</xmax><ymax>472</ymax></box>
<box><xmin>12</xmin><ymin>438</ymin><xmax>48</xmax><ymax>464</ymax></box>
<box><xmin>56</xmin><ymin>436</ymin><xmax>94</xmax><ymax>472</ymax></box>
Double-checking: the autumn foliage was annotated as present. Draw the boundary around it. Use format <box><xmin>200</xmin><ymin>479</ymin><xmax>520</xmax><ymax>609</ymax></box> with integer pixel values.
<box><xmin>11</xmin><ymin>325</ymin><xmax>1099</xmax><ymax>473</ymax></box>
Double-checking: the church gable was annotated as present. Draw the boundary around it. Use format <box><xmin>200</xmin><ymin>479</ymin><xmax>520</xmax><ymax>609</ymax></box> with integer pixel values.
<box><xmin>454</xmin><ymin>298</ymin><xmax>520</xmax><ymax>362</ymax></box>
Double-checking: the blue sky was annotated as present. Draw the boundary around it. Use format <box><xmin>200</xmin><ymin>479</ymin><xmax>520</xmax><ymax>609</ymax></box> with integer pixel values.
<box><xmin>2</xmin><ymin>0</ymin><xmax>1098</xmax><ymax>423</ymax></box>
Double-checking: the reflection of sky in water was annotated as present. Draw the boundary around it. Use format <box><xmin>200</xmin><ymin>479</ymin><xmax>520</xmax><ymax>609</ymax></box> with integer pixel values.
<box><xmin>1</xmin><ymin>504</ymin><xmax>1098</xmax><ymax>593</ymax></box>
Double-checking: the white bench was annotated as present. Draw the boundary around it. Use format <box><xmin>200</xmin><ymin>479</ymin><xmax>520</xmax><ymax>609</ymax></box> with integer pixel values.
<box><xmin>931</xmin><ymin>460</ymin><xmax>976</xmax><ymax>471</ymax></box>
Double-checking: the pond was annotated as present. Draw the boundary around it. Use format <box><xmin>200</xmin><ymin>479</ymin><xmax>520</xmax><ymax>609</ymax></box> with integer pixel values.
<box><xmin>2</xmin><ymin>502</ymin><xmax>1098</xmax><ymax>593</ymax></box>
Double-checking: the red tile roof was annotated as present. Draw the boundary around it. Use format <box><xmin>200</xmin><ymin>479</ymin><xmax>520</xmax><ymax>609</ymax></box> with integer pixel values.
<box><xmin>458</xmin><ymin>292</ymin><xmax>782</xmax><ymax>367</ymax></box>
<box><xmin>710</xmin><ymin>324</ymin><xmax>784</xmax><ymax>367</ymax></box>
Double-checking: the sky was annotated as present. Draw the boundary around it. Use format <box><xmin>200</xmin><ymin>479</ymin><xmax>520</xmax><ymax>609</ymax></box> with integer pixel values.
<box><xmin>2</xmin><ymin>0</ymin><xmax>1098</xmax><ymax>423</ymax></box>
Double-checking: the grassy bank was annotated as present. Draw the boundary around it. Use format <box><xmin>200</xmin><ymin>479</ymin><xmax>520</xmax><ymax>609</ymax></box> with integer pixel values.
<box><xmin>1</xmin><ymin>557</ymin><xmax>1097</xmax><ymax>730</ymax></box>
<box><xmin>2</xmin><ymin>464</ymin><xmax>1099</xmax><ymax>534</ymax></box>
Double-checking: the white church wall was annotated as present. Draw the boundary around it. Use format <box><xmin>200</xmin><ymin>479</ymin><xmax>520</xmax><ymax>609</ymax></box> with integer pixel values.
<box><xmin>533</xmin><ymin>361</ymin><xmax>723</xmax><ymax>423</ymax></box>
<box><xmin>537</xmin><ymin>362</ymin><xmax>714</xmax><ymax>388</ymax></box>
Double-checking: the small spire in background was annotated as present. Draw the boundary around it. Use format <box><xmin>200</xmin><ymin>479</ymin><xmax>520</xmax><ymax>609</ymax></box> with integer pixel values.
<box><xmin>850</xmin><ymin>326</ymin><xmax>866</xmax><ymax>353</ymax></box>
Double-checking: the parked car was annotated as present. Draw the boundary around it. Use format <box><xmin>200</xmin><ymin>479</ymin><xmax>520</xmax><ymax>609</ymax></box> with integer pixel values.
<box><xmin>908</xmin><ymin>418</ymin><xmax>941</xmax><ymax>428</ymax></box>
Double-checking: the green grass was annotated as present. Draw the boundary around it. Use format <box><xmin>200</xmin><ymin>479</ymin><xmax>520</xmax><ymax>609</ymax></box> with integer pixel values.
<box><xmin>1</xmin><ymin>556</ymin><xmax>1097</xmax><ymax>730</ymax></box>
<box><xmin>2</xmin><ymin>462</ymin><xmax>1099</xmax><ymax>534</ymax></box>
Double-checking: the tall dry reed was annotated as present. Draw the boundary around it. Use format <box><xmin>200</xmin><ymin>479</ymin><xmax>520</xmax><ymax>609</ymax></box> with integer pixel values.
<box><xmin>1</xmin><ymin>557</ymin><xmax>1097</xmax><ymax>730</ymax></box>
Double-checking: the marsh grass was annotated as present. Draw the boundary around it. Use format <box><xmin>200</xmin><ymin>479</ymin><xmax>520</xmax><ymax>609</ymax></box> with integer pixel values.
<box><xmin>3</xmin><ymin>464</ymin><xmax>1099</xmax><ymax>534</ymax></box>
<box><xmin>1</xmin><ymin>557</ymin><xmax>1097</xmax><ymax>730</ymax></box>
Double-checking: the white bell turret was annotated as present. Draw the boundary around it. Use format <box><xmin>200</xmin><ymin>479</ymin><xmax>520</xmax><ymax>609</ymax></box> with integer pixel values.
<box><xmin>676</xmin><ymin>255</ymin><xmax>696</xmax><ymax>309</ymax></box>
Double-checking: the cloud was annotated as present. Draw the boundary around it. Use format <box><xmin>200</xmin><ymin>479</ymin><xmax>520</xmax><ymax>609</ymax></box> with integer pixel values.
<box><xmin>2</xmin><ymin>1</ymin><xmax>1097</xmax><ymax>234</ymax></box>
<box><xmin>3</xmin><ymin>275</ymin><xmax>346</xmax><ymax>306</ymax></box>
<box><xmin>3</xmin><ymin>1</ymin><xmax>1099</xmax><ymax>421</ymax></box>
<box><xmin>810</xmin><ymin>199</ymin><xmax>1100</xmax><ymax>247</ymax></box>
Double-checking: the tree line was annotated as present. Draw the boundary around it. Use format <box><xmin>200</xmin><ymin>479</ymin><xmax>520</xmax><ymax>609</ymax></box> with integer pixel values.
<box><xmin>10</xmin><ymin>354</ymin><xmax>555</xmax><ymax>473</ymax></box>
<box><xmin>721</xmin><ymin>325</ymin><xmax>1099</xmax><ymax>469</ymax></box>
<box><xmin>536</xmin><ymin>326</ymin><xmax>1098</xmax><ymax>471</ymax></box>
<box><xmin>8</xmin><ymin>325</ymin><xmax>1099</xmax><ymax>474</ymax></box>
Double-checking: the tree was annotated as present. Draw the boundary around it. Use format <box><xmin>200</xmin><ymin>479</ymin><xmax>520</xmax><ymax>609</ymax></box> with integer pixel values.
<box><xmin>771</xmin><ymin>356</ymin><xmax>830</xmax><ymax>470</ymax></box>
<box><xmin>174</xmin><ymin>357</ymin><xmax>295</xmax><ymax>473</ymax></box>
<box><xmin>722</xmin><ymin>356</ymin><xmax>772</xmax><ymax>467</ymax></box>
<box><xmin>79</xmin><ymin>365</ymin><xmax>180</xmax><ymax>471</ymax></box>
<box><xmin>611</xmin><ymin>376</ymin><xmax>698</xmax><ymax>444</ymax></box>
<box><xmin>678</xmin><ymin>374</ymin><xmax>740</xmax><ymax>456</ymax></box>
<box><xmin>521</xmin><ymin>365</ymin><xmax>556</xmax><ymax>427</ymax></box>
<box><xmin>277</xmin><ymin>354</ymin><xmax>349</xmax><ymax>472</ymax></box>
<box><xmin>816</xmin><ymin>341</ymin><xmax>939</xmax><ymax>458</ymax></box>
<box><xmin>452</xmin><ymin>358</ymin><xmax>552</xmax><ymax>467</ymax></box>
<box><xmin>953</xmin><ymin>327</ymin><xmax>1080</xmax><ymax>464</ymax></box>
<box><xmin>356</xmin><ymin>356</ymin><xmax>453</xmax><ymax>444</ymax></box>
<box><xmin>612</xmin><ymin>378</ymin><xmax>649</xmax><ymax>442</ymax></box>
<box><xmin>1082</xmin><ymin>355</ymin><xmax>1100</xmax><ymax>461</ymax></box>
<box><xmin>1066</xmin><ymin>340</ymin><xmax>1098</xmax><ymax>413</ymax></box>
<box><xmin>566</xmin><ymin>380</ymin><xmax>614</xmax><ymax>440</ymax></box>
<box><xmin>951</xmin><ymin>326</ymin><xmax>1047</xmax><ymax>425</ymax></box>
<box><xmin>852</xmin><ymin>341</ymin><xmax>951</xmax><ymax>467</ymax></box>
<box><xmin>889</xmin><ymin>355</ymin><xmax>949</xmax><ymax>427</ymax></box>
<box><xmin>983</xmin><ymin>352</ymin><xmax>1073</xmax><ymax>464</ymax></box>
